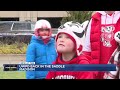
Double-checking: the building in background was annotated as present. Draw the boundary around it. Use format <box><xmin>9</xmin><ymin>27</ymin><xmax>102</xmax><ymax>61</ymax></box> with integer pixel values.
<box><xmin>0</xmin><ymin>11</ymin><xmax>68</xmax><ymax>28</ymax></box>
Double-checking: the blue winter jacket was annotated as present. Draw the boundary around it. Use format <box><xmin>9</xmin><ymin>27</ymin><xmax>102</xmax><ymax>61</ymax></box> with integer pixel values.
<box><xmin>26</xmin><ymin>35</ymin><xmax>57</xmax><ymax>79</ymax></box>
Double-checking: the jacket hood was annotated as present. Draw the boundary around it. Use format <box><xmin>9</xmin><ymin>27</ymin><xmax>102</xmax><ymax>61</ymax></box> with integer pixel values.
<box><xmin>96</xmin><ymin>11</ymin><xmax>120</xmax><ymax>16</ymax></box>
<box><xmin>54</xmin><ymin>55</ymin><xmax>79</xmax><ymax>64</ymax></box>
<box><xmin>92</xmin><ymin>11</ymin><xmax>120</xmax><ymax>24</ymax></box>
<box><xmin>34</xmin><ymin>19</ymin><xmax>52</xmax><ymax>37</ymax></box>
<box><xmin>54</xmin><ymin>54</ymin><xmax>91</xmax><ymax>64</ymax></box>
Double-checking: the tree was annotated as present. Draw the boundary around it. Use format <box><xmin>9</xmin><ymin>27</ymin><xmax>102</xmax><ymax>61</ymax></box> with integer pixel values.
<box><xmin>61</xmin><ymin>11</ymin><xmax>93</xmax><ymax>24</ymax></box>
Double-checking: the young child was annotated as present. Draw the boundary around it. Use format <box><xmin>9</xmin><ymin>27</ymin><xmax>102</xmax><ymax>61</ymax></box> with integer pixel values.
<box><xmin>46</xmin><ymin>21</ymin><xmax>94</xmax><ymax>79</ymax></box>
<box><xmin>26</xmin><ymin>19</ymin><xmax>57</xmax><ymax>79</ymax></box>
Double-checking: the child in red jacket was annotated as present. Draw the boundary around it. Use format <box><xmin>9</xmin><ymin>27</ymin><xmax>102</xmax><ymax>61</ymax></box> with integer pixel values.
<box><xmin>46</xmin><ymin>21</ymin><xmax>94</xmax><ymax>79</ymax></box>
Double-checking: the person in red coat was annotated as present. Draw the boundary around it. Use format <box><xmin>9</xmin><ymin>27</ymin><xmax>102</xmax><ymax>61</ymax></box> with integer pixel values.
<box><xmin>82</xmin><ymin>11</ymin><xmax>120</xmax><ymax>79</ymax></box>
<box><xmin>46</xmin><ymin>21</ymin><xmax>94</xmax><ymax>79</ymax></box>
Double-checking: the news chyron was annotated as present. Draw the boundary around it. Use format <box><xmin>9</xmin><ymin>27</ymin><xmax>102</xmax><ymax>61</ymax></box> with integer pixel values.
<box><xmin>3</xmin><ymin>62</ymin><xmax>35</xmax><ymax>71</ymax></box>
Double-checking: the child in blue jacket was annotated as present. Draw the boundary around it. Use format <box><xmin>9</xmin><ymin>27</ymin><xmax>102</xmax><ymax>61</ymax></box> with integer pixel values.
<box><xmin>26</xmin><ymin>19</ymin><xmax>57</xmax><ymax>79</ymax></box>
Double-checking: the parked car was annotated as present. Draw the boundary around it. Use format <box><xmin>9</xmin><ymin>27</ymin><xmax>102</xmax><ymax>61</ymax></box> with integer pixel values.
<box><xmin>0</xmin><ymin>21</ymin><xmax>35</xmax><ymax>44</ymax></box>
<box><xmin>0</xmin><ymin>21</ymin><xmax>57</xmax><ymax>44</ymax></box>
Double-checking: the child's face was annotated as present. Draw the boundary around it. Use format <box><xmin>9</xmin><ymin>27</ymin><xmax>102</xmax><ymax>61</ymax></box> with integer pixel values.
<box><xmin>38</xmin><ymin>28</ymin><xmax>50</xmax><ymax>36</ymax></box>
<box><xmin>57</xmin><ymin>33</ymin><xmax>75</xmax><ymax>53</ymax></box>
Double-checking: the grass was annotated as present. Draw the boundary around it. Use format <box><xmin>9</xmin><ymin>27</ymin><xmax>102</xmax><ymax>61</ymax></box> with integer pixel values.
<box><xmin>0</xmin><ymin>42</ymin><xmax>28</xmax><ymax>54</ymax></box>
<box><xmin>0</xmin><ymin>42</ymin><xmax>27</xmax><ymax>79</ymax></box>
<box><xmin>0</xmin><ymin>67</ymin><xmax>26</xmax><ymax>79</ymax></box>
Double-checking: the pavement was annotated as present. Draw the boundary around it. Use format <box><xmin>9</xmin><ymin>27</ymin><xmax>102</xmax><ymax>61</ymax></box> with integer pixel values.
<box><xmin>0</xmin><ymin>54</ymin><xmax>25</xmax><ymax>67</ymax></box>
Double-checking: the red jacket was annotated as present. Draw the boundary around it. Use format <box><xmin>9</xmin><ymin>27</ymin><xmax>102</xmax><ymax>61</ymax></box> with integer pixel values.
<box><xmin>46</xmin><ymin>54</ymin><xmax>94</xmax><ymax>79</ymax></box>
<box><xmin>83</xmin><ymin>11</ymin><xmax>120</xmax><ymax>79</ymax></box>
<box><xmin>90</xmin><ymin>12</ymin><xmax>101</xmax><ymax>64</ymax></box>
<box><xmin>87</xmin><ymin>12</ymin><xmax>120</xmax><ymax>64</ymax></box>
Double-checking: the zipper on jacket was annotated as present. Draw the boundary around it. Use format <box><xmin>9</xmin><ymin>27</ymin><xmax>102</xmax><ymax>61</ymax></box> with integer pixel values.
<box><xmin>45</xmin><ymin>44</ymin><xmax>48</xmax><ymax>64</ymax></box>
